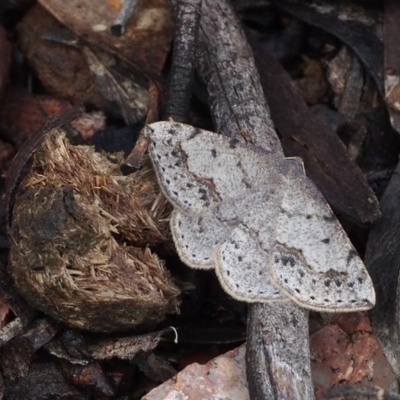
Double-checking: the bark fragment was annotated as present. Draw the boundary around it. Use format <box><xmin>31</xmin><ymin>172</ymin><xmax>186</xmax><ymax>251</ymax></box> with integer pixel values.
<box><xmin>195</xmin><ymin>1</ymin><xmax>314</xmax><ymax>398</ymax></box>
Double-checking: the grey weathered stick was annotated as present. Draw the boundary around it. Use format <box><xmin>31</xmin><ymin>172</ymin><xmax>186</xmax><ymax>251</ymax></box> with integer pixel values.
<box><xmin>195</xmin><ymin>1</ymin><xmax>314</xmax><ymax>399</ymax></box>
<box><xmin>247</xmin><ymin>302</ymin><xmax>314</xmax><ymax>399</ymax></box>
<box><xmin>111</xmin><ymin>0</ymin><xmax>139</xmax><ymax>36</ymax></box>
<box><xmin>163</xmin><ymin>0</ymin><xmax>202</xmax><ymax>122</ymax></box>
<box><xmin>196</xmin><ymin>0</ymin><xmax>283</xmax><ymax>155</ymax></box>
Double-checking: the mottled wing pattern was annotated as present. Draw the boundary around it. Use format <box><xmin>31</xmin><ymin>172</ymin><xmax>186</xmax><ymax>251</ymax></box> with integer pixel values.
<box><xmin>171</xmin><ymin>210</ymin><xmax>223</xmax><ymax>269</ymax></box>
<box><xmin>268</xmin><ymin>175</ymin><xmax>375</xmax><ymax>311</ymax></box>
<box><xmin>170</xmin><ymin>189</ymin><xmax>270</xmax><ymax>269</ymax></box>
<box><xmin>144</xmin><ymin>121</ymin><xmax>273</xmax><ymax>215</ymax></box>
<box><xmin>214</xmin><ymin>166</ymin><xmax>375</xmax><ymax>310</ymax></box>
<box><xmin>214</xmin><ymin>190</ymin><xmax>285</xmax><ymax>302</ymax></box>
<box><xmin>145</xmin><ymin>123</ymin><xmax>219</xmax><ymax>214</ymax></box>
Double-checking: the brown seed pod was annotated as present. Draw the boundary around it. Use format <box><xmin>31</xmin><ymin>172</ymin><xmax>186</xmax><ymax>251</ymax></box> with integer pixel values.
<box><xmin>7</xmin><ymin>119</ymin><xmax>180</xmax><ymax>332</ymax></box>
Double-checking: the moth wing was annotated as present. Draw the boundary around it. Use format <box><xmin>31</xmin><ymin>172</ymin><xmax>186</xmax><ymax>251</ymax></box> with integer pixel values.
<box><xmin>268</xmin><ymin>175</ymin><xmax>376</xmax><ymax>311</ymax></box>
<box><xmin>171</xmin><ymin>189</ymin><xmax>269</xmax><ymax>269</ymax></box>
<box><xmin>171</xmin><ymin>210</ymin><xmax>223</xmax><ymax>269</ymax></box>
<box><xmin>214</xmin><ymin>191</ymin><xmax>285</xmax><ymax>302</ymax></box>
<box><xmin>144</xmin><ymin>121</ymin><xmax>274</xmax><ymax>215</ymax></box>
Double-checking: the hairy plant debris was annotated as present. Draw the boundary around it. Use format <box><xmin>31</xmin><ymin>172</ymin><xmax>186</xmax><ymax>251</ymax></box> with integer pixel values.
<box><xmin>7</xmin><ymin>126</ymin><xmax>180</xmax><ymax>332</ymax></box>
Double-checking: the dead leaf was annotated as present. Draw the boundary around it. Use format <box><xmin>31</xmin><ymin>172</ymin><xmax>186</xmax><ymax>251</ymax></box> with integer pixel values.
<box><xmin>17</xmin><ymin>5</ymin><xmax>104</xmax><ymax>108</ymax></box>
<box><xmin>82</xmin><ymin>46</ymin><xmax>149</xmax><ymax>124</ymax></box>
<box><xmin>38</xmin><ymin>0</ymin><xmax>174</xmax><ymax>79</ymax></box>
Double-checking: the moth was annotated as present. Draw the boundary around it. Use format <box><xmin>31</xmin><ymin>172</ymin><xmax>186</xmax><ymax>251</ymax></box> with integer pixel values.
<box><xmin>144</xmin><ymin>121</ymin><xmax>376</xmax><ymax>312</ymax></box>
